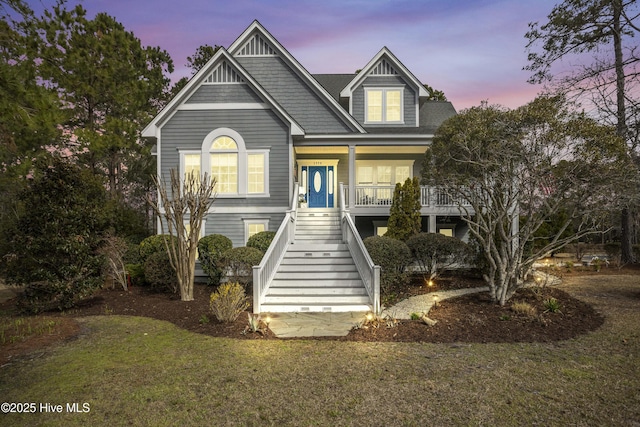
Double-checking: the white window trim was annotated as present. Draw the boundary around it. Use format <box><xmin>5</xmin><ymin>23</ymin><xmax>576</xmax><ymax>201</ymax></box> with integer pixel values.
<box><xmin>246</xmin><ymin>149</ymin><xmax>270</xmax><ymax>197</ymax></box>
<box><xmin>356</xmin><ymin>160</ymin><xmax>414</xmax><ymax>185</ymax></box>
<box><xmin>179</xmin><ymin>150</ymin><xmax>202</xmax><ymax>186</ymax></box>
<box><xmin>243</xmin><ymin>219</ymin><xmax>269</xmax><ymax>244</ymax></box>
<box><xmin>364</xmin><ymin>87</ymin><xmax>405</xmax><ymax>124</ymax></box>
<box><xmin>373</xmin><ymin>220</ymin><xmax>388</xmax><ymax>237</ymax></box>
<box><xmin>177</xmin><ymin>128</ymin><xmax>269</xmax><ymax>199</ymax></box>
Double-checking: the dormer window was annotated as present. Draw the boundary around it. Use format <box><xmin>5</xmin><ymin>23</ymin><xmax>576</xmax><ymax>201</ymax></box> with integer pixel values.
<box><xmin>365</xmin><ymin>87</ymin><xmax>403</xmax><ymax>124</ymax></box>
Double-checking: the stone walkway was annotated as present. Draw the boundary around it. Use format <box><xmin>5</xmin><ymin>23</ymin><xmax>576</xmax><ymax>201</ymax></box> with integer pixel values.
<box><xmin>267</xmin><ymin>271</ymin><xmax>561</xmax><ymax>337</ymax></box>
<box><xmin>266</xmin><ymin>287</ymin><xmax>489</xmax><ymax>337</ymax></box>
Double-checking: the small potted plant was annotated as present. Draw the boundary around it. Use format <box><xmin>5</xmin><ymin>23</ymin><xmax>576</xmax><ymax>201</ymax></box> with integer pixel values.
<box><xmin>298</xmin><ymin>193</ymin><xmax>307</xmax><ymax>208</ymax></box>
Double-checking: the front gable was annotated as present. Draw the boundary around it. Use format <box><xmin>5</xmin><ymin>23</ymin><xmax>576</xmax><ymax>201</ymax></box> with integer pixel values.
<box><xmin>340</xmin><ymin>48</ymin><xmax>428</xmax><ymax>128</ymax></box>
<box><xmin>229</xmin><ymin>21</ymin><xmax>365</xmax><ymax>135</ymax></box>
<box><xmin>142</xmin><ymin>48</ymin><xmax>303</xmax><ymax>138</ymax></box>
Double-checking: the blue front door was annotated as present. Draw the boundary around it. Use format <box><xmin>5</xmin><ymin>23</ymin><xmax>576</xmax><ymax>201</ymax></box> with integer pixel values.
<box><xmin>308</xmin><ymin>166</ymin><xmax>327</xmax><ymax>208</ymax></box>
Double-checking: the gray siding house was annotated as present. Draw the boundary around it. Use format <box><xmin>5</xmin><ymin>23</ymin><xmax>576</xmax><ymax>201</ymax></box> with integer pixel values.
<box><xmin>143</xmin><ymin>21</ymin><xmax>468</xmax><ymax>314</ymax></box>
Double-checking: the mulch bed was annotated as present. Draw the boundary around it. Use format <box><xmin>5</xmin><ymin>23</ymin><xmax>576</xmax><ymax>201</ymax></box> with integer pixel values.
<box><xmin>0</xmin><ymin>271</ymin><xmax>605</xmax><ymax>365</ymax></box>
<box><xmin>42</xmin><ymin>273</ymin><xmax>604</xmax><ymax>343</ymax></box>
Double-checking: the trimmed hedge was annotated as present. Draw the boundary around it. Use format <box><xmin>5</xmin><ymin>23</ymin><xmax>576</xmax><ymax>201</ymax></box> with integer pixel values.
<box><xmin>247</xmin><ymin>231</ymin><xmax>276</xmax><ymax>253</ymax></box>
<box><xmin>406</xmin><ymin>232</ymin><xmax>470</xmax><ymax>279</ymax></box>
<box><xmin>143</xmin><ymin>250</ymin><xmax>177</xmax><ymax>293</ymax></box>
<box><xmin>139</xmin><ymin>234</ymin><xmax>178</xmax><ymax>262</ymax></box>
<box><xmin>218</xmin><ymin>246</ymin><xmax>264</xmax><ymax>288</ymax></box>
<box><xmin>198</xmin><ymin>234</ymin><xmax>233</xmax><ymax>286</ymax></box>
<box><xmin>363</xmin><ymin>236</ymin><xmax>412</xmax><ymax>294</ymax></box>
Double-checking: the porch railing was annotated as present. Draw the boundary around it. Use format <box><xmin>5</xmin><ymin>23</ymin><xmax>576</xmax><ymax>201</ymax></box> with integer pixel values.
<box><xmin>339</xmin><ymin>183</ymin><xmax>381</xmax><ymax>314</ymax></box>
<box><xmin>252</xmin><ymin>182</ymin><xmax>299</xmax><ymax>313</ymax></box>
<box><xmin>342</xmin><ymin>185</ymin><xmax>470</xmax><ymax>207</ymax></box>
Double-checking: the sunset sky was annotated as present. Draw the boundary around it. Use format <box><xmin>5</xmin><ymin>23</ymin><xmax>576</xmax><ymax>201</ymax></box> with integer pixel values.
<box><xmin>26</xmin><ymin>0</ymin><xmax>561</xmax><ymax>111</ymax></box>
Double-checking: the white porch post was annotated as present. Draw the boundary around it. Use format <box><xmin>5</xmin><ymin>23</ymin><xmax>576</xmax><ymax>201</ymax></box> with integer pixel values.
<box><xmin>348</xmin><ymin>145</ymin><xmax>356</xmax><ymax>209</ymax></box>
<box><xmin>428</xmin><ymin>215</ymin><xmax>437</xmax><ymax>233</ymax></box>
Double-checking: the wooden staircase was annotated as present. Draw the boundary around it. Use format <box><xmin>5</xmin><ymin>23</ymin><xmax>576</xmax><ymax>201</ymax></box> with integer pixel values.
<box><xmin>260</xmin><ymin>208</ymin><xmax>371</xmax><ymax>313</ymax></box>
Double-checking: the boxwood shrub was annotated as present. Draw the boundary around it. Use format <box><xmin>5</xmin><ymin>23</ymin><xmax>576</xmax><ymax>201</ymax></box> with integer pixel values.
<box><xmin>218</xmin><ymin>246</ymin><xmax>264</xmax><ymax>288</ymax></box>
<box><xmin>363</xmin><ymin>236</ymin><xmax>412</xmax><ymax>295</ymax></box>
<box><xmin>198</xmin><ymin>234</ymin><xmax>233</xmax><ymax>286</ymax></box>
<box><xmin>246</xmin><ymin>231</ymin><xmax>276</xmax><ymax>253</ymax></box>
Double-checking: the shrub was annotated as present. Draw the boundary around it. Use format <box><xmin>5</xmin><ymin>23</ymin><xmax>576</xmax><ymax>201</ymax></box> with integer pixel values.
<box><xmin>386</xmin><ymin>177</ymin><xmax>422</xmax><ymax>241</ymax></box>
<box><xmin>406</xmin><ymin>232</ymin><xmax>470</xmax><ymax>280</ymax></box>
<box><xmin>210</xmin><ymin>282</ymin><xmax>249</xmax><ymax>322</ymax></box>
<box><xmin>198</xmin><ymin>234</ymin><xmax>233</xmax><ymax>285</ymax></box>
<box><xmin>218</xmin><ymin>246</ymin><xmax>264</xmax><ymax>287</ymax></box>
<box><xmin>363</xmin><ymin>236</ymin><xmax>412</xmax><ymax>295</ymax></box>
<box><xmin>247</xmin><ymin>231</ymin><xmax>276</xmax><ymax>253</ymax></box>
<box><xmin>125</xmin><ymin>263</ymin><xmax>145</xmax><ymax>286</ymax></box>
<box><xmin>511</xmin><ymin>301</ymin><xmax>537</xmax><ymax>318</ymax></box>
<box><xmin>139</xmin><ymin>234</ymin><xmax>178</xmax><ymax>263</ymax></box>
<box><xmin>5</xmin><ymin>156</ymin><xmax>108</xmax><ymax>313</ymax></box>
<box><xmin>543</xmin><ymin>297</ymin><xmax>562</xmax><ymax>313</ymax></box>
<box><xmin>143</xmin><ymin>250</ymin><xmax>177</xmax><ymax>293</ymax></box>
<box><xmin>17</xmin><ymin>278</ymin><xmax>101</xmax><ymax>314</ymax></box>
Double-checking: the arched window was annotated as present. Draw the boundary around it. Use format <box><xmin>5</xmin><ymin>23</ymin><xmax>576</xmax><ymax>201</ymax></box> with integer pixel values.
<box><xmin>210</xmin><ymin>136</ymin><xmax>239</xmax><ymax>194</ymax></box>
<box><xmin>178</xmin><ymin>127</ymin><xmax>269</xmax><ymax>198</ymax></box>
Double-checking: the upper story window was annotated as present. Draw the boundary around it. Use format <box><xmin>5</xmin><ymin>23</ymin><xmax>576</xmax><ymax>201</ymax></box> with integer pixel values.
<box><xmin>179</xmin><ymin>128</ymin><xmax>269</xmax><ymax>198</ymax></box>
<box><xmin>365</xmin><ymin>88</ymin><xmax>403</xmax><ymax>124</ymax></box>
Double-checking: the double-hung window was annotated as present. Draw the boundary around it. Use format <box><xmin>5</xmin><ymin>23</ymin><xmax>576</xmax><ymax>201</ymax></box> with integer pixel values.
<box><xmin>179</xmin><ymin>128</ymin><xmax>269</xmax><ymax>198</ymax></box>
<box><xmin>365</xmin><ymin>88</ymin><xmax>404</xmax><ymax>124</ymax></box>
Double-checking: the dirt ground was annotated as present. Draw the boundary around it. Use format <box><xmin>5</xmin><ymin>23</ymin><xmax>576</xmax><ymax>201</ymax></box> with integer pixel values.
<box><xmin>0</xmin><ymin>269</ymin><xmax>615</xmax><ymax>365</ymax></box>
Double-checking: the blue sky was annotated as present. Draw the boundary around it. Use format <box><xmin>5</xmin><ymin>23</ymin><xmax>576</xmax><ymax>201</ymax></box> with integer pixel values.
<box><xmin>26</xmin><ymin>0</ymin><xmax>560</xmax><ymax>110</ymax></box>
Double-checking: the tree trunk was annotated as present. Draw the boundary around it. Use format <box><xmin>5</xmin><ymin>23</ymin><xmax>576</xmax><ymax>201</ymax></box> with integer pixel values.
<box><xmin>613</xmin><ymin>0</ymin><xmax>635</xmax><ymax>263</ymax></box>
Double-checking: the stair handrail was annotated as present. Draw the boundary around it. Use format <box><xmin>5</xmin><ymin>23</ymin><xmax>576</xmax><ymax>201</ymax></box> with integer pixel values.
<box><xmin>338</xmin><ymin>182</ymin><xmax>381</xmax><ymax>314</ymax></box>
<box><xmin>252</xmin><ymin>182</ymin><xmax>299</xmax><ymax>313</ymax></box>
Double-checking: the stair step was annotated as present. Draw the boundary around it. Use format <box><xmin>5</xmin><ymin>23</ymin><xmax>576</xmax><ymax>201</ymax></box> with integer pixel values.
<box><xmin>263</xmin><ymin>295</ymin><xmax>370</xmax><ymax>304</ymax></box>
<box><xmin>285</xmin><ymin>250</ymin><xmax>351</xmax><ymax>257</ymax></box>
<box><xmin>259</xmin><ymin>304</ymin><xmax>371</xmax><ymax>313</ymax></box>
<box><xmin>267</xmin><ymin>287</ymin><xmax>367</xmax><ymax>296</ymax></box>
<box><xmin>277</xmin><ymin>264</ymin><xmax>356</xmax><ymax>272</ymax></box>
<box><xmin>274</xmin><ymin>271</ymin><xmax>360</xmax><ymax>280</ymax></box>
<box><xmin>281</xmin><ymin>257</ymin><xmax>354</xmax><ymax>265</ymax></box>
<box><xmin>270</xmin><ymin>279</ymin><xmax>364</xmax><ymax>287</ymax></box>
<box><xmin>290</xmin><ymin>243</ymin><xmax>346</xmax><ymax>250</ymax></box>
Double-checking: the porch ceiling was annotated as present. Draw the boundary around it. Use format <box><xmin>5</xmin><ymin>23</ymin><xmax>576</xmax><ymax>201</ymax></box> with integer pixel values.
<box><xmin>294</xmin><ymin>146</ymin><xmax>427</xmax><ymax>155</ymax></box>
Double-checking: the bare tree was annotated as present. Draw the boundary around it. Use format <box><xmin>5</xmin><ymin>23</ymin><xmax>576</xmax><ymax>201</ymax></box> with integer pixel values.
<box><xmin>149</xmin><ymin>169</ymin><xmax>216</xmax><ymax>301</ymax></box>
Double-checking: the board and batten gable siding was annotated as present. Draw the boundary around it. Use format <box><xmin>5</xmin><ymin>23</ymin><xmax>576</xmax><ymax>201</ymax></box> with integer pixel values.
<box><xmin>352</xmin><ymin>75</ymin><xmax>417</xmax><ymax>127</ymax></box>
<box><xmin>185</xmin><ymin>84</ymin><xmax>263</xmax><ymax>104</ymax></box>
<box><xmin>236</xmin><ymin>56</ymin><xmax>354</xmax><ymax>134</ymax></box>
<box><xmin>160</xmin><ymin>108</ymin><xmax>290</xmax><ymax>208</ymax></box>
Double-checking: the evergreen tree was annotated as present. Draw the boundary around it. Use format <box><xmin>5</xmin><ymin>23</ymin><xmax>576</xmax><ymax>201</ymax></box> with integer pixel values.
<box><xmin>386</xmin><ymin>177</ymin><xmax>421</xmax><ymax>240</ymax></box>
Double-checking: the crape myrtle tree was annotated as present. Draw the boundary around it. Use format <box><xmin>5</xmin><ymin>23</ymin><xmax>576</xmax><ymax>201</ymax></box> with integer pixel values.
<box><xmin>149</xmin><ymin>169</ymin><xmax>217</xmax><ymax>301</ymax></box>
<box><xmin>423</xmin><ymin>96</ymin><xmax>631</xmax><ymax>305</ymax></box>
<box><xmin>525</xmin><ymin>0</ymin><xmax>640</xmax><ymax>263</ymax></box>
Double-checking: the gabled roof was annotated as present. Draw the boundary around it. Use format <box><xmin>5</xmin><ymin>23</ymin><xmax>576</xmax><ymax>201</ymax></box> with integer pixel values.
<box><xmin>339</xmin><ymin>47</ymin><xmax>429</xmax><ymax>99</ymax></box>
<box><xmin>142</xmin><ymin>47</ymin><xmax>304</xmax><ymax>138</ymax></box>
<box><xmin>228</xmin><ymin>21</ymin><xmax>366</xmax><ymax>134</ymax></box>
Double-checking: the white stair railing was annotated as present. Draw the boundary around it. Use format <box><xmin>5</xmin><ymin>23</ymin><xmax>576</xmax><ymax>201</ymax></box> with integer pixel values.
<box><xmin>338</xmin><ymin>182</ymin><xmax>380</xmax><ymax>314</ymax></box>
<box><xmin>252</xmin><ymin>182</ymin><xmax>299</xmax><ymax>313</ymax></box>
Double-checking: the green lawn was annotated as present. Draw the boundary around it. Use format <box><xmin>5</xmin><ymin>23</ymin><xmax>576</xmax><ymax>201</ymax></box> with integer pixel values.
<box><xmin>1</xmin><ymin>275</ymin><xmax>639</xmax><ymax>426</ymax></box>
